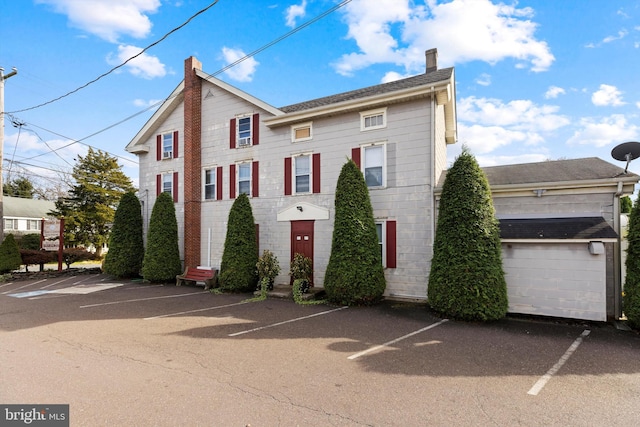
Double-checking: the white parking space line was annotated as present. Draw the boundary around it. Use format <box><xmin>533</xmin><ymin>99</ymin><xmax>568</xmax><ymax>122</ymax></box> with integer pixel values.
<box><xmin>40</xmin><ymin>276</ymin><xmax>85</xmax><ymax>289</ymax></box>
<box><xmin>1</xmin><ymin>279</ymin><xmax>47</xmax><ymax>294</ymax></box>
<box><xmin>144</xmin><ymin>301</ymin><xmax>249</xmax><ymax>320</ymax></box>
<box><xmin>527</xmin><ymin>329</ymin><xmax>591</xmax><ymax>396</ymax></box>
<box><xmin>79</xmin><ymin>292</ymin><xmax>204</xmax><ymax>308</ymax></box>
<box><xmin>348</xmin><ymin>319</ymin><xmax>449</xmax><ymax>360</ymax></box>
<box><xmin>229</xmin><ymin>306</ymin><xmax>348</xmax><ymax>337</ymax></box>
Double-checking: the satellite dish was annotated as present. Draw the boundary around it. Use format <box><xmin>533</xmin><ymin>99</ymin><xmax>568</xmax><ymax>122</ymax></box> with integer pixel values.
<box><xmin>611</xmin><ymin>141</ymin><xmax>640</xmax><ymax>173</ymax></box>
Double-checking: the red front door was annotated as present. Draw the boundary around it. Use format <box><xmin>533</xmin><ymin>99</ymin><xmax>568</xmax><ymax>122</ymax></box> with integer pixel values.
<box><xmin>291</xmin><ymin>220</ymin><xmax>314</xmax><ymax>285</ymax></box>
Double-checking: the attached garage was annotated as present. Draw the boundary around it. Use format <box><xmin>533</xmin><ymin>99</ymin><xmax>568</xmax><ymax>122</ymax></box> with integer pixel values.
<box><xmin>500</xmin><ymin>217</ymin><xmax>618</xmax><ymax>322</ymax></box>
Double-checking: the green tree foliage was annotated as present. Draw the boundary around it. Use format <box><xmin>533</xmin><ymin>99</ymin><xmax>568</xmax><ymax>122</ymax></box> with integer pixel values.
<box><xmin>624</xmin><ymin>197</ymin><xmax>640</xmax><ymax>328</ymax></box>
<box><xmin>20</xmin><ymin>233</ymin><xmax>42</xmax><ymax>250</ymax></box>
<box><xmin>428</xmin><ymin>148</ymin><xmax>508</xmax><ymax>321</ymax></box>
<box><xmin>0</xmin><ymin>234</ymin><xmax>22</xmax><ymax>273</ymax></box>
<box><xmin>219</xmin><ymin>193</ymin><xmax>258</xmax><ymax>292</ymax></box>
<box><xmin>621</xmin><ymin>196</ymin><xmax>632</xmax><ymax>214</ymax></box>
<box><xmin>49</xmin><ymin>148</ymin><xmax>135</xmax><ymax>257</ymax></box>
<box><xmin>142</xmin><ymin>192</ymin><xmax>182</xmax><ymax>282</ymax></box>
<box><xmin>103</xmin><ymin>192</ymin><xmax>144</xmax><ymax>277</ymax></box>
<box><xmin>324</xmin><ymin>159</ymin><xmax>386</xmax><ymax>305</ymax></box>
<box><xmin>3</xmin><ymin>176</ymin><xmax>35</xmax><ymax>198</ymax></box>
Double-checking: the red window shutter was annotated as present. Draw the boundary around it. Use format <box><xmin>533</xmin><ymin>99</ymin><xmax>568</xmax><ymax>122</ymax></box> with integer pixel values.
<box><xmin>230</xmin><ymin>118</ymin><xmax>236</xmax><ymax>149</ymax></box>
<box><xmin>229</xmin><ymin>164</ymin><xmax>236</xmax><ymax>199</ymax></box>
<box><xmin>312</xmin><ymin>153</ymin><xmax>321</xmax><ymax>194</ymax></box>
<box><xmin>173</xmin><ymin>131</ymin><xmax>179</xmax><ymax>158</ymax></box>
<box><xmin>252</xmin><ymin>161</ymin><xmax>259</xmax><ymax>197</ymax></box>
<box><xmin>386</xmin><ymin>220</ymin><xmax>397</xmax><ymax>268</ymax></box>
<box><xmin>216</xmin><ymin>167</ymin><xmax>223</xmax><ymax>201</ymax></box>
<box><xmin>156</xmin><ymin>135</ymin><xmax>162</xmax><ymax>161</ymax></box>
<box><xmin>284</xmin><ymin>157</ymin><xmax>292</xmax><ymax>195</ymax></box>
<box><xmin>172</xmin><ymin>172</ymin><xmax>179</xmax><ymax>203</ymax></box>
<box><xmin>351</xmin><ymin>147</ymin><xmax>361</xmax><ymax>168</ymax></box>
<box><xmin>156</xmin><ymin>174</ymin><xmax>161</xmax><ymax>196</ymax></box>
<box><xmin>252</xmin><ymin>113</ymin><xmax>259</xmax><ymax>145</ymax></box>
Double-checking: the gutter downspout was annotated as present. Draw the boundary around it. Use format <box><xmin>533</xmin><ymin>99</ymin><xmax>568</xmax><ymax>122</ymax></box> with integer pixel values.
<box><xmin>614</xmin><ymin>181</ymin><xmax>623</xmax><ymax>320</ymax></box>
<box><xmin>430</xmin><ymin>91</ymin><xmax>436</xmax><ymax>267</ymax></box>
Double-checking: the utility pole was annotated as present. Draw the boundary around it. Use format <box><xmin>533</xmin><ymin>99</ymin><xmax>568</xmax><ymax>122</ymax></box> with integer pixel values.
<box><xmin>0</xmin><ymin>67</ymin><xmax>18</xmax><ymax>243</ymax></box>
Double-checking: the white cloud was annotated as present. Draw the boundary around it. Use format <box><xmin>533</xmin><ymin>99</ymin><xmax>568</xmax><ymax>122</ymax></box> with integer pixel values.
<box><xmin>107</xmin><ymin>45</ymin><xmax>166</xmax><ymax>79</ymax></box>
<box><xmin>458</xmin><ymin>97</ymin><xmax>569</xmax><ymax>132</ymax></box>
<box><xmin>37</xmin><ymin>0</ymin><xmax>160</xmax><ymax>42</ymax></box>
<box><xmin>567</xmin><ymin>114</ymin><xmax>638</xmax><ymax>147</ymax></box>
<box><xmin>602</xmin><ymin>29</ymin><xmax>628</xmax><ymax>43</ymax></box>
<box><xmin>475</xmin><ymin>73</ymin><xmax>491</xmax><ymax>86</ymax></box>
<box><xmin>592</xmin><ymin>84</ymin><xmax>625</xmax><ymax>106</ymax></box>
<box><xmin>285</xmin><ymin>0</ymin><xmax>307</xmax><ymax>28</ymax></box>
<box><xmin>333</xmin><ymin>0</ymin><xmax>554</xmax><ymax>76</ymax></box>
<box><xmin>544</xmin><ymin>86</ymin><xmax>566</xmax><ymax>99</ymax></box>
<box><xmin>133</xmin><ymin>98</ymin><xmax>163</xmax><ymax>108</ymax></box>
<box><xmin>474</xmin><ymin>153</ymin><xmax>549</xmax><ymax>167</ymax></box>
<box><xmin>221</xmin><ymin>47</ymin><xmax>259</xmax><ymax>82</ymax></box>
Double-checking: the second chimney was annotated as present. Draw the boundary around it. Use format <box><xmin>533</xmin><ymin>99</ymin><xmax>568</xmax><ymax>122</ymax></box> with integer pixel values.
<box><xmin>425</xmin><ymin>48</ymin><xmax>438</xmax><ymax>73</ymax></box>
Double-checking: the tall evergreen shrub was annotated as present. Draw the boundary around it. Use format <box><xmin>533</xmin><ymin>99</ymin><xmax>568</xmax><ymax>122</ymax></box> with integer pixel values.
<box><xmin>624</xmin><ymin>197</ymin><xmax>640</xmax><ymax>328</ymax></box>
<box><xmin>0</xmin><ymin>234</ymin><xmax>22</xmax><ymax>273</ymax></box>
<box><xmin>20</xmin><ymin>233</ymin><xmax>42</xmax><ymax>250</ymax></box>
<box><xmin>324</xmin><ymin>159</ymin><xmax>386</xmax><ymax>305</ymax></box>
<box><xmin>428</xmin><ymin>148</ymin><xmax>507</xmax><ymax>321</ymax></box>
<box><xmin>104</xmin><ymin>191</ymin><xmax>144</xmax><ymax>277</ymax></box>
<box><xmin>142</xmin><ymin>192</ymin><xmax>182</xmax><ymax>282</ymax></box>
<box><xmin>219</xmin><ymin>193</ymin><xmax>258</xmax><ymax>292</ymax></box>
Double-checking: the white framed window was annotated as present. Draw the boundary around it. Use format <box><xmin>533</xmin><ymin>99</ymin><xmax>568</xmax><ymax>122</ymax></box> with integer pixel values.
<box><xmin>27</xmin><ymin>220</ymin><xmax>41</xmax><ymax>231</ymax></box>
<box><xmin>203</xmin><ymin>167</ymin><xmax>216</xmax><ymax>200</ymax></box>
<box><xmin>294</xmin><ymin>154</ymin><xmax>311</xmax><ymax>194</ymax></box>
<box><xmin>363</xmin><ymin>143</ymin><xmax>386</xmax><ymax>188</ymax></box>
<box><xmin>237</xmin><ymin>116</ymin><xmax>252</xmax><ymax>146</ymax></box>
<box><xmin>238</xmin><ymin>162</ymin><xmax>251</xmax><ymax>195</ymax></box>
<box><xmin>162</xmin><ymin>173</ymin><xmax>173</xmax><ymax>195</ymax></box>
<box><xmin>4</xmin><ymin>219</ymin><xmax>18</xmax><ymax>230</ymax></box>
<box><xmin>291</xmin><ymin>122</ymin><xmax>312</xmax><ymax>142</ymax></box>
<box><xmin>360</xmin><ymin>107</ymin><xmax>387</xmax><ymax>131</ymax></box>
<box><xmin>162</xmin><ymin>132</ymin><xmax>174</xmax><ymax>159</ymax></box>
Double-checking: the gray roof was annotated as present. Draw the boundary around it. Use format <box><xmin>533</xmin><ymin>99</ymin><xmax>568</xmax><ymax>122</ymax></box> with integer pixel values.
<box><xmin>482</xmin><ymin>157</ymin><xmax>632</xmax><ymax>186</ymax></box>
<box><xmin>279</xmin><ymin>68</ymin><xmax>454</xmax><ymax>113</ymax></box>
<box><xmin>499</xmin><ymin>217</ymin><xmax>618</xmax><ymax>240</ymax></box>
<box><xmin>3</xmin><ymin>196</ymin><xmax>56</xmax><ymax>219</ymax></box>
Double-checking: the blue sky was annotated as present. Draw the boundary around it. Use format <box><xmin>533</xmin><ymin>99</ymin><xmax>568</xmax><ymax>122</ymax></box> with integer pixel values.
<box><xmin>2</xmin><ymin>0</ymin><xmax>640</xmax><ymax>191</ymax></box>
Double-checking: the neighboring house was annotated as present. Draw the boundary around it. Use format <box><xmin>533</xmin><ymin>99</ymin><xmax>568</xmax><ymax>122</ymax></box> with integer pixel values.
<box><xmin>2</xmin><ymin>196</ymin><xmax>56</xmax><ymax>238</ymax></box>
<box><xmin>126</xmin><ymin>49</ymin><xmax>457</xmax><ymax>299</ymax></box>
<box><xmin>471</xmin><ymin>158</ymin><xmax>636</xmax><ymax>322</ymax></box>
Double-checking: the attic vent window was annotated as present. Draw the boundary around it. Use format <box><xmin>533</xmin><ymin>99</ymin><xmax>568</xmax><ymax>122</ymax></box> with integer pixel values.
<box><xmin>361</xmin><ymin>108</ymin><xmax>387</xmax><ymax>131</ymax></box>
<box><xmin>291</xmin><ymin>122</ymin><xmax>312</xmax><ymax>142</ymax></box>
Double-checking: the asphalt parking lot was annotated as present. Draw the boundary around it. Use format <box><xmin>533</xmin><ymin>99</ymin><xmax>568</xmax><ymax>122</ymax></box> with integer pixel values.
<box><xmin>1</xmin><ymin>272</ymin><xmax>639</xmax><ymax>426</ymax></box>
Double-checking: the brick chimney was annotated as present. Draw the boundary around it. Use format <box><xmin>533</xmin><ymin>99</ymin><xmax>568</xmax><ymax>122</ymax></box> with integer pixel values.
<box><xmin>183</xmin><ymin>56</ymin><xmax>202</xmax><ymax>269</ymax></box>
<box><xmin>425</xmin><ymin>48</ymin><xmax>438</xmax><ymax>73</ymax></box>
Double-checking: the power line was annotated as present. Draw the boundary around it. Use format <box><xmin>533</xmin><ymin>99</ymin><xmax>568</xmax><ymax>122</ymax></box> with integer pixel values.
<box><xmin>7</xmin><ymin>1</ymin><xmax>220</xmax><ymax>114</ymax></box>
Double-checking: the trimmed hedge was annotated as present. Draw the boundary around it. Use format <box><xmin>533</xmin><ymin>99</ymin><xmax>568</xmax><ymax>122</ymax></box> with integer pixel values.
<box><xmin>142</xmin><ymin>192</ymin><xmax>182</xmax><ymax>282</ymax></box>
<box><xmin>219</xmin><ymin>193</ymin><xmax>258</xmax><ymax>292</ymax></box>
<box><xmin>324</xmin><ymin>159</ymin><xmax>386</xmax><ymax>305</ymax></box>
<box><xmin>20</xmin><ymin>233</ymin><xmax>42</xmax><ymax>250</ymax></box>
<box><xmin>0</xmin><ymin>234</ymin><xmax>22</xmax><ymax>273</ymax></box>
<box><xmin>428</xmin><ymin>148</ymin><xmax>507</xmax><ymax>321</ymax></box>
<box><xmin>624</xmin><ymin>197</ymin><xmax>640</xmax><ymax>328</ymax></box>
<box><xmin>103</xmin><ymin>191</ymin><xmax>144</xmax><ymax>277</ymax></box>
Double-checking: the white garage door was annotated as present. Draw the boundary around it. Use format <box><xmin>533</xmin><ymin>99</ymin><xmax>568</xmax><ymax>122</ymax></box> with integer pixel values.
<box><xmin>502</xmin><ymin>242</ymin><xmax>606</xmax><ymax>321</ymax></box>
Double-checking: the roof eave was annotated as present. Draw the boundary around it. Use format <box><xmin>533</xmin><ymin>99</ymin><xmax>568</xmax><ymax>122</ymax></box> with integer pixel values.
<box><xmin>125</xmin><ymin>81</ymin><xmax>184</xmax><ymax>154</ymax></box>
<box><xmin>264</xmin><ymin>78</ymin><xmax>454</xmax><ymax>128</ymax></box>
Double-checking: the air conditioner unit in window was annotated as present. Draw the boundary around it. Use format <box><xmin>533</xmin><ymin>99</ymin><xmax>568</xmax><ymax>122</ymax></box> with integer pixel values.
<box><xmin>238</xmin><ymin>137</ymin><xmax>251</xmax><ymax>146</ymax></box>
<box><xmin>163</xmin><ymin>151</ymin><xmax>172</xmax><ymax>159</ymax></box>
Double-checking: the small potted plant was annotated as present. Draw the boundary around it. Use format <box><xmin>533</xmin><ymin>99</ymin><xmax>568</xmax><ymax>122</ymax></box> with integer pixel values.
<box><xmin>256</xmin><ymin>249</ymin><xmax>280</xmax><ymax>291</ymax></box>
<box><xmin>289</xmin><ymin>252</ymin><xmax>312</xmax><ymax>294</ymax></box>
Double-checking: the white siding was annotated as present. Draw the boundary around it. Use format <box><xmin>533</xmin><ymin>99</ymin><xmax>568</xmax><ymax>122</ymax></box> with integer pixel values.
<box><xmin>502</xmin><ymin>242</ymin><xmax>607</xmax><ymax>321</ymax></box>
